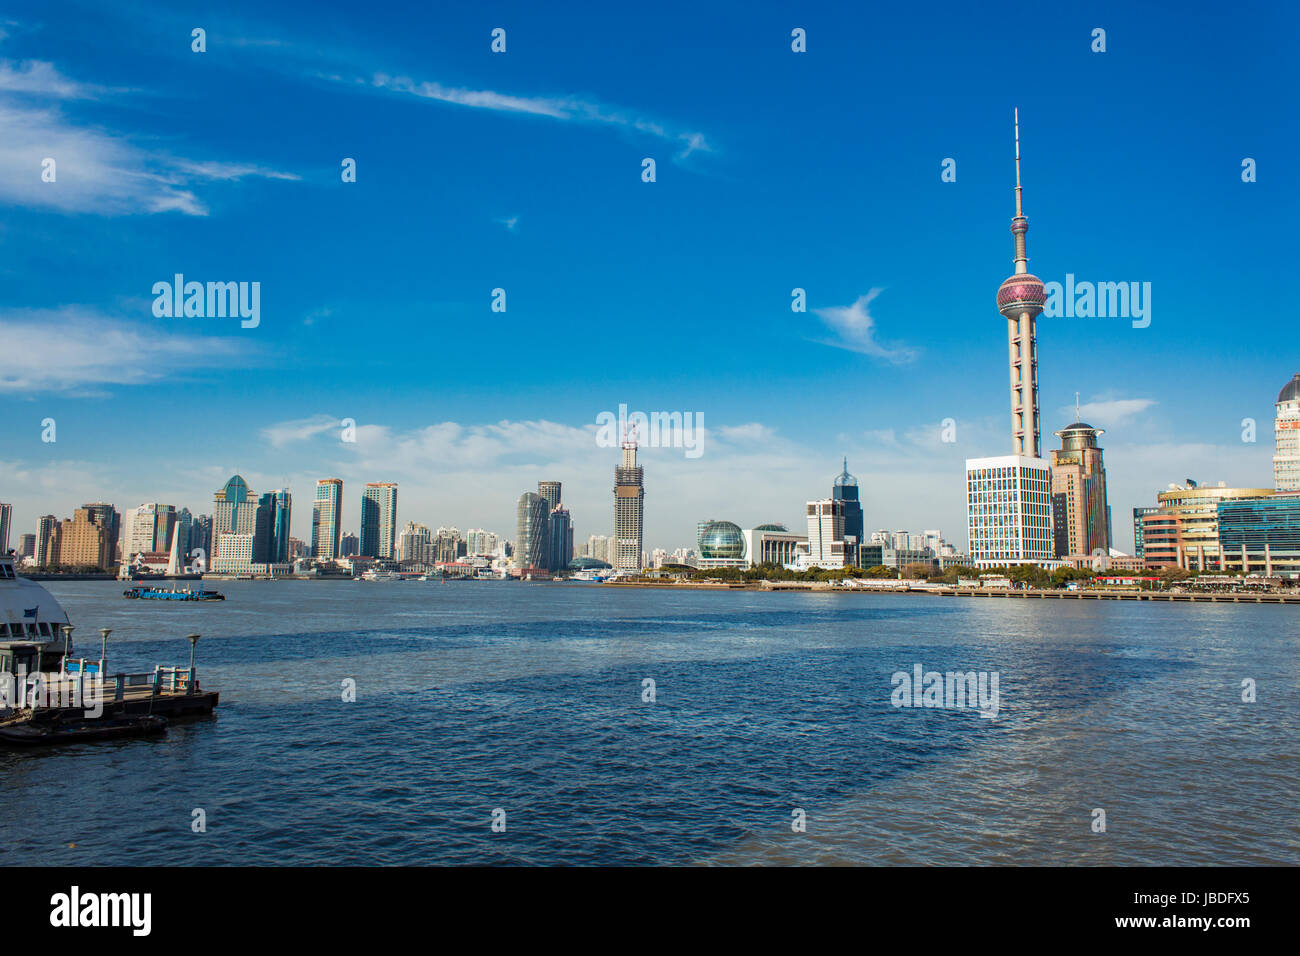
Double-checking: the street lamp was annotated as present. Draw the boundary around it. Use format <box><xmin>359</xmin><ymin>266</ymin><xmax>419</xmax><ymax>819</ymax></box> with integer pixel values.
<box><xmin>186</xmin><ymin>634</ymin><xmax>200</xmax><ymax>692</ymax></box>
<box><xmin>99</xmin><ymin>628</ymin><xmax>111</xmax><ymax>673</ymax></box>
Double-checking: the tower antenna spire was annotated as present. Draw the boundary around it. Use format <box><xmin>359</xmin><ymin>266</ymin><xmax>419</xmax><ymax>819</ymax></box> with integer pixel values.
<box><xmin>1014</xmin><ymin>107</ymin><xmax>1023</xmax><ymax>218</ymax></box>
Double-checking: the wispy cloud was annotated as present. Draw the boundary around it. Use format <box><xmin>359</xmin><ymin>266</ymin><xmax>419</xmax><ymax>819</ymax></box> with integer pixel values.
<box><xmin>813</xmin><ymin>290</ymin><xmax>920</xmax><ymax>364</ymax></box>
<box><xmin>495</xmin><ymin>215</ymin><xmax>519</xmax><ymax>232</ymax></box>
<box><xmin>0</xmin><ymin>307</ymin><xmax>249</xmax><ymax>393</ymax></box>
<box><xmin>0</xmin><ymin>59</ymin><xmax>298</xmax><ymax>215</ymax></box>
<box><xmin>261</xmin><ymin>414</ymin><xmax>343</xmax><ymax>448</ymax></box>
<box><xmin>1073</xmin><ymin>397</ymin><xmax>1157</xmax><ymax>426</ymax></box>
<box><xmin>0</xmin><ymin>59</ymin><xmax>105</xmax><ymax>98</ymax></box>
<box><xmin>367</xmin><ymin>73</ymin><xmax>712</xmax><ymax>161</ymax></box>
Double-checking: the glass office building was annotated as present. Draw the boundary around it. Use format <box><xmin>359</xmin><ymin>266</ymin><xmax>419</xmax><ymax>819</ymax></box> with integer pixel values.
<box><xmin>1217</xmin><ymin>494</ymin><xmax>1300</xmax><ymax>578</ymax></box>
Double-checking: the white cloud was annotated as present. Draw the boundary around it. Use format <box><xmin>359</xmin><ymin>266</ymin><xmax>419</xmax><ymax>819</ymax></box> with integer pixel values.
<box><xmin>813</xmin><ymin>290</ymin><xmax>920</xmax><ymax>364</ymax></box>
<box><xmin>0</xmin><ymin>307</ymin><xmax>248</xmax><ymax>393</ymax></box>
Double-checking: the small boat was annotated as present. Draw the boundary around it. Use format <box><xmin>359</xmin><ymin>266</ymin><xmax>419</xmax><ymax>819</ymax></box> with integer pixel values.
<box><xmin>123</xmin><ymin>585</ymin><xmax>225</xmax><ymax>601</ymax></box>
<box><xmin>0</xmin><ymin>714</ymin><xmax>168</xmax><ymax>746</ymax></box>
<box><xmin>360</xmin><ymin>570</ymin><xmax>401</xmax><ymax>582</ymax></box>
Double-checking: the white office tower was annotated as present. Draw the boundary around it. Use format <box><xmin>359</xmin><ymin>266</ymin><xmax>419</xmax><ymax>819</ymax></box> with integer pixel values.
<box><xmin>805</xmin><ymin>498</ymin><xmax>847</xmax><ymax>569</ymax></box>
<box><xmin>613</xmin><ymin>437</ymin><xmax>644</xmax><ymax>572</ymax></box>
<box><xmin>965</xmin><ymin>454</ymin><xmax>1053</xmax><ymax>567</ymax></box>
<box><xmin>1275</xmin><ymin>374</ymin><xmax>1300</xmax><ymax>491</ymax></box>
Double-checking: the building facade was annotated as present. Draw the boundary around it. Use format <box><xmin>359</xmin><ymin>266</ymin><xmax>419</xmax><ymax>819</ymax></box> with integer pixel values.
<box><xmin>1141</xmin><ymin>482</ymin><xmax>1274</xmax><ymax>570</ymax></box>
<box><xmin>1132</xmin><ymin>506</ymin><xmax>1158</xmax><ymax>559</ymax></box>
<box><xmin>1218</xmin><ymin>493</ymin><xmax>1300</xmax><ymax>578</ymax></box>
<box><xmin>965</xmin><ymin>455</ymin><xmax>1054</xmax><ymax>567</ymax></box>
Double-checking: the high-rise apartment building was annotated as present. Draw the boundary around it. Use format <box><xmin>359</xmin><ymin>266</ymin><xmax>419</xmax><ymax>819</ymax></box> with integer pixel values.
<box><xmin>360</xmin><ymin>482</ymin><xmax>398</xmax><ymax>559</ymax></box>
<box><xmin>398</xmin><ymin>521</ymin><xmax>432</xmax><ymax>565</ymax></box>
<box><xmin>1050</xmin><ymin>414</ymin><xmax>1110</xmax><ymax>557</ymax></box>
<box><xmin>312</xmin><ymin>479</ymin><xmax>344</xmax><ymax>560</ymax></box>
<box><xmin>1274</xmin><ymin>374</ymin><xmax>1300</xmax><ymax>491</ymax></box>
<box><xmin>613</xmin><ymin>437</ymin><xmax>644</xmax><ymax>572</ymax></box>
<box><xmin>57</xmin><ymin>507</ymin><xmax>112</xmax><ymax>568</ymax></box>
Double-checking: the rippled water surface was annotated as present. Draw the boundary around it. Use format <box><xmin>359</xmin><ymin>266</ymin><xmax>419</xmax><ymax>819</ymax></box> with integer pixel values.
<box><xmin>3</xmin><ymin>581</ymin><xmax>1296</xmax><ymax>865</ymax></box>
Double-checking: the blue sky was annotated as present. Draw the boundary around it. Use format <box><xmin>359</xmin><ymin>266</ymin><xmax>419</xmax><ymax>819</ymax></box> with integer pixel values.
<box><xmin>2</xmin><ymin>0</ymin><xmax>1297</xmax><ymax>552</ymax></box>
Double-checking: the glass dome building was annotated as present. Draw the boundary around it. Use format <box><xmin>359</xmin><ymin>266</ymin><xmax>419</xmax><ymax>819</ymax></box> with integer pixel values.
<box><xmin>697</xmin><ymin>520</ymin><xmax>746</xmax><ymax>568</ymax></box>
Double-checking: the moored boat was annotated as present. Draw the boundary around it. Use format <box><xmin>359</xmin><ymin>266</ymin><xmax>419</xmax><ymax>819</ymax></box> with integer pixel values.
<box><xmin>0</xmin><ymin>714</ymin><xmax>168</xmax><ymax>746</ymax></box>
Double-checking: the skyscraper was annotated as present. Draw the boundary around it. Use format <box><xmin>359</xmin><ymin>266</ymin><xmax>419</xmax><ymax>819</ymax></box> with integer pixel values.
<box><xmin>1274</xmin><ymin>373</ymin><xmax>1300</xmax><ymax>491</ymax></box>
<box><xmin>125</xmin><ymin>503</ymin><xmax>178</xmax><ymax>557</ymax></box>
<box><xmin>360</xmin><ymin>482</ymin><xmax>399</xmax><ymax>559</ymax></box>
<box><xmin>613</xmin><ymin>434</ymin><xmax>644</xmax><ymax>572</ymax></box>
<box><xmin>548</xmin><ymin>505</ymin><xmax>573</xmax><ymax>572</ymax></box>
<box><xmin>213</xmin><ymin>476</ymin><xmax>256</xmax><ymax>559</ymax></box>
<box><xmin>255</xmin><ymin>490</ymin><xmax>293</xmax><ymax>565</ymax></box>
<box><xmin>312</xmin><ymin>479</ymin><xmax>344</xmax><ymax>560</ymax></box>
<box><xmin>966</xmin><ymin>111</ymin><xmax>1055</xmax><ymax>567</ymax></box>
<box><xmin>0</xmin><ymin>503</ymin><xmax>11</xmax><ymax>555</ymax></box>
<box><xmin>538</xmin><ymin>481</ymin><xmax>562</xmax><ymax>512</ymax></box>
<box><xmin>833</xmin><ymin>459</ymin><xmax>864</xmax><ymax>551</ymax></box>
<box><xmin>1050</xmin><ymin>403</ymin><xmax>1110</xmax><ymax>557</ymax></box>
<box><xmin>515</xmin><ymin>492</ymin><xmax>549</xmax><ymax>571</ymax></box>
<box><xmin>35</xmin><ymin>515</ymin><xmax>58</xmax><ymax>566</ymax></box>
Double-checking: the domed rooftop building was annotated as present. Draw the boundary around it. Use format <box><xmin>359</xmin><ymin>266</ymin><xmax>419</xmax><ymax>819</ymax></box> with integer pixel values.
<box><xmin>1275</xmin><ymin>373</ymin><xmax>1300</xmax><ymax>491</ymax></box>
<box><xmin>831</xmin><ymin>457</ymin><xmax>865</xmax><ymax>547</ymax></box>
<box><xmin>753</xmin><ymin>523</ymin><xmax>788</xmax><ymax>532</ymax></box>
<box><xmin>696</xmin><ymin>520</ymin><xmax>747</xmax><ymax>570</ymax></box>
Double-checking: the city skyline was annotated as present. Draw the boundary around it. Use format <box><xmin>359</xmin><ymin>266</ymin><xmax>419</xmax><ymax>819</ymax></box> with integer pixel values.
<box><xmin>1</xmin><ymin>4</ymin><xmax>1295</xmax><ymax>552</ymax></box>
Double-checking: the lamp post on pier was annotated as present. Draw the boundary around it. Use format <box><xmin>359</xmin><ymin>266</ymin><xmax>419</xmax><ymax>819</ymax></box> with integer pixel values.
<box><xmin>187</xmin><ymin>634</ymin><xmax>200</xmax><ymax>693</ymax></box>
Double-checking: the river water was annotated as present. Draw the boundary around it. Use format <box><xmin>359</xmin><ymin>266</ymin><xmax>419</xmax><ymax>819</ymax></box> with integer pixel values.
<box><xmin>3</xmin><ymin>580</ymin><xmax>1295</xmax><ymax>865</ymax></box>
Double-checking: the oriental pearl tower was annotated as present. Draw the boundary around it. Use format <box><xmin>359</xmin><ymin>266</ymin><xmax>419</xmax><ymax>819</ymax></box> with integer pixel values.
<box><xmin>995</xmin><ymin>109</ymin><xmax>1048</xmax><ymax>458</ymax></box>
